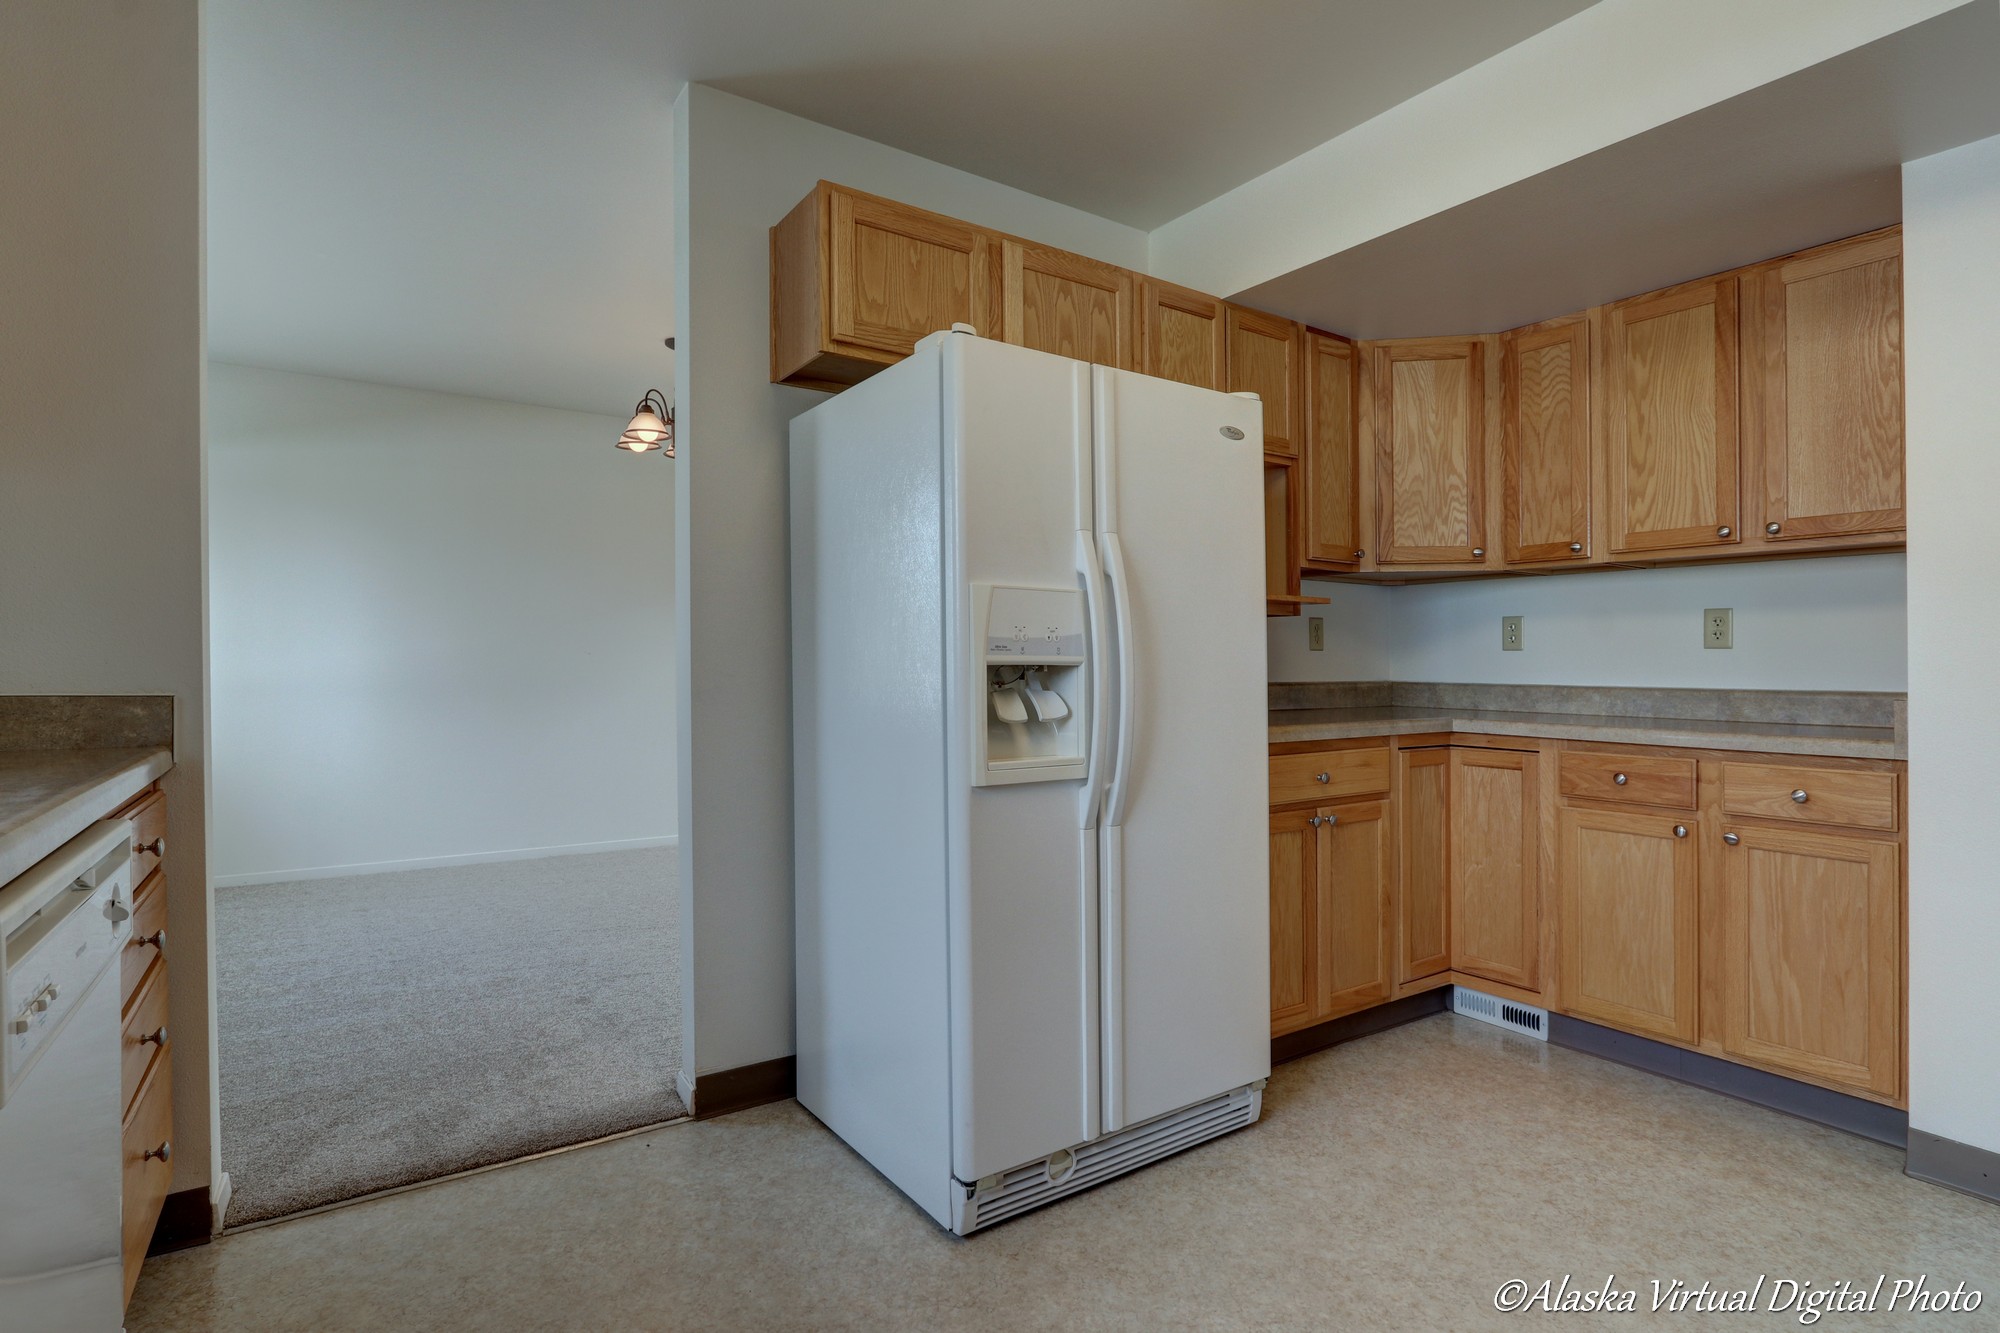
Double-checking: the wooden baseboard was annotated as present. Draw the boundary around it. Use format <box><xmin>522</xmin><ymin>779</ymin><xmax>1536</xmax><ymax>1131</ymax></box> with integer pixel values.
<box><xmin>147</xmin><ymin>1186</ymin><xmax>213</xmax><ymax>1256</ymax></box>
<box><xmin>691</xmin><ymin>1055</ymin><xmax>796</xmax><ymax>1120</ymax></box>
<box><xmin>1272</xmin><ymin>989</ymin><xmax>1450</xmax><ymax>1066</ymax></box>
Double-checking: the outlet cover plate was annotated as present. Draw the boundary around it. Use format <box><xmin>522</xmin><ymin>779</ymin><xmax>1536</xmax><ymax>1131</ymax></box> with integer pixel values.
<box><xmin>1308</xmin><ymin>617</ymin><xmax>1324</xmax><ymax>652</ymax></box>
<box><xmin>1704</xmin><ymin>608</ymin><xmax>1733</xmax><ymax>649</ymax></box>
<box><xmin>1501</xmin><ymin>615</ymin><xmax>1524</xmax><ymax>651</ymax></box>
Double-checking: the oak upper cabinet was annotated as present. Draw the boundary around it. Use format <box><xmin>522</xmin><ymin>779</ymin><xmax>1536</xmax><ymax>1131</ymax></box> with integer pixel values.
<box><xmin>1604</xmin><ymin>276</ymin><xmax>1740</xmax><ymax>554</ymax></box>
<box><xmin>1501</xmin><ymin>316</ymin><xmax>1592</xmax><ymax>564</ymax></box>
<box><xmin>1226</xmin><ymin>305</ymin><xmax>1304</xmax><ymax>457</ymax></box>
<box><xmin>1398</xmin><ymin>749</ymin><xmax>1451</xmax><ymax>984</ymax></box>
<box><xmin>1558</xmin><ymin>807</ymin><xmax>1699</xmax><ymax>1042</ymax></box>
<box><xmin>771</xmin><ymin>182</ymin><xmax>1000</xmax><ymax>391</ymax></box>
<box><xmin>1317</xmin><ymin>801</ymin><xmax>1394</xmax><ymax>1020</ymax></box>
<box><xmin>1372</xmin><ymin>337</ymin><xmax>1489</xmax><ymax>565</ymax></box>
<box><xmin>1000</xmin><ymin>239</ymin><xmax>1138</xmax><ymax>371</ymax></box>
<box><xmin>1269</xmin><ymin>807</ymin><xmax>1319</xmax><ymax>1036</ymax></box>
<box><xmin>1140</xmin><ymin>279</ymin><xmax>1226</xmax><ymax>389</ymax></box>
<box><xmin>1745</xmin><ymin>228</ymin><xmax>1905</xmax><ymax>544</ymax></box>
<box><xmin>1301</xmin><ymin>330</ymin><xmax>1363</xmax><ymax>571</ymax></box>
<box><xmin>1264</xmin><ymin>458</ymin><xmax>1304</xmax><ymax>616</ymax></box>
<box><xmin>1448</xmin><ymin>747</ymin><xmax>1539</xmax><ymax>992</ymax></box>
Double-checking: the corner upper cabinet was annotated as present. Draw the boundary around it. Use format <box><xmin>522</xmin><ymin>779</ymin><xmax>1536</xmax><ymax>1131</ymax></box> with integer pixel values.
<box><xmin>1372</xmin><ymin>337</ymin><xmax>1489</xmax><ymax>565</ymax></box>
<box><xmin>771</xmin><ymin>181</ymin><xmax>1000</xmax><ymax>391</ymax></box>
<box><xmin>1000</xmin><ymin>240</ymin><xmax>1137</xmax><ymax>370</ymax></box>
<box><xmin>1604</xmin><ymin>276</ymin><xmax>1740</xmax><ymax>554</ymax></box>
<box><xmin>1226</xmin><ymin>306</ymin><xmax>1304</xmax><ymax>457</ymax></box>
<box><xmin>1140</xmin><ymin>280</ymin><xmax>1226</xmax><ymax>389</ymax></box>
<box><xmin>1745</xmin><ymin>228</ymin><xmax>1905</xmax><ymax>544</ymax></box>
<box><xmin>1501</xmin><ymin>316</ymin><xmax>1592</xmax><ymax>565</ymax></box>
<box><xmin>1302</xmin><ymin>330</ymin><xmax>1363</xmax><ymax>571</ymax></box>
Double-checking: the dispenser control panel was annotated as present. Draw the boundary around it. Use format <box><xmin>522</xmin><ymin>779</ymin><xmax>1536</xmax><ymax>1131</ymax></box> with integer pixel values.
<box><xmin>983</xmin><ymin>586</ymin><xmax>1085</xmax><ymax>663</ymax></box>
<box><xmin>971</xmin><ymin>584</ymin><xmax>1088</xmax><ymax>787</ymax></box>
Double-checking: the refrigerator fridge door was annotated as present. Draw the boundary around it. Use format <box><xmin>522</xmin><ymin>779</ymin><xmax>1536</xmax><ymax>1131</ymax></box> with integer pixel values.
<box><xmin>1094</xmin><ymin>367</ymin><xmax>1271</xmax><ymax>1132</ymax></box>
<box><xmin>943</xmin><ymin>334</ymin><xmax>1101</xmax><ymax>1182</ymax></box>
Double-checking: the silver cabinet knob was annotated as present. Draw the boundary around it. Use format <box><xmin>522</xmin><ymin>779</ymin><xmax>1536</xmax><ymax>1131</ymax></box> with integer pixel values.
<box><xmin>140</xmin><ymin>1026</ymin><xmax>168</xmax><ymax>1047</ymax></box>
<box><xmin>1353</xmin><ymin>549</ymin><xmax>1365</xmax><ymax>560</ymax></box>
<box><xmin>133</xmin><ymin>929</ymin><xmax>166</xmax><ymax>953</ymax></box>
<box><xmin>1326</xmin><ymin>812</ymin><xmax>1337</xmax><ymax>827</ymax></box>
<box><xmin>1791</xmin><ymin>789</ymin><xmax>1808</xmax><ymax>804</ymax></box>
<box><xmin>1673</xmin><ymin>825</ymin><xmax>1688</xmax><ymax>838</ymax></box>
<box><xmin>1314</xmin><ymin>772</ymin><xmax>1330</xmax><ymax>783</ymax></box>
<box><xmin>144</xmin><ymin>1141</ymin><xmax>171</xmax><ymax>1164</ymax></box>
<box><xmin>1308</xmin><ymin>815</ymin><xmax>1323</xmax><ymax>827</ymax></box>
<box><xmin>1569</xmin><ymin>542</ymin><xmax>1583</xmax><ymax>553</ymax></box>
<box><xmin>1717</xmin><ymin>526</ymin><xmax>1733</xmax><ymax>538</ymax></box>
<box><xmin>1723</xmin><ymin>832</ymin><xmax>1741</xmax><ymax>846</ymax></box>
<box><xmin>1471</xmin><ymin>547</ymin><xmax>1485</xmax><ymax>558</ymax></box>
<box><xmin>1613</xmin><ymin>773</ymin><xmax>1628</xmax><ymax>786</ymax></box>
<box><xmin>1766</xmin><ymin>522</ymin><xmax>1781</xmax><ymax>535</ymax></box>
<box><xmin>135</xmin><ymin>837</ymin><xmax>164</xmax><ymax>857</ymax></box>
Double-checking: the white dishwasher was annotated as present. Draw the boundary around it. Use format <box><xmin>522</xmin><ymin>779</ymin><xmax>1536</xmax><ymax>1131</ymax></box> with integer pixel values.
<box><xmin>0</xmin><ymin>820</ymin><xmax>135</xmax><ymax>1332</ymax></box>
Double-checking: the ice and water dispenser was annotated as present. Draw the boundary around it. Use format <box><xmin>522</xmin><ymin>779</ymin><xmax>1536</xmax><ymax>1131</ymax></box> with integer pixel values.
<box><xmin>972</xmin><ymin>584</ymin><xmax>1088</xmax><ymax>786</ymax></box>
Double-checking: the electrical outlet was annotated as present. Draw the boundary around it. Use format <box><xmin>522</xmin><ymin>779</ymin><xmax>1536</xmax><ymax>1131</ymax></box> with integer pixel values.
<box><xmin>1501</xmin><ymin>615</ymin><xmax>1524</xmax><ymax>651</ymax></box>
<box><xmin>1704</xmin><ymin>608</ymin><xmax>1734</xmax><ymax>649</ymax></box>
<box><xmin>1308</xmin><ymin>617</ymin><xmax>1325</xmax><ymax>652</ymax></box>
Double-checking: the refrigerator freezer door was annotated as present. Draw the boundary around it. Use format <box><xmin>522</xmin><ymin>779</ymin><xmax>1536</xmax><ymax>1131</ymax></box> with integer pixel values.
<box><xmin>1094</xmin><ymin>366</ymin><xmax>1271</xmax><ymax>1132</ymax></box>
<box><xmin>943</xmin><ymin>335</ymin><xmax>1100</xmax><ymax>1181</ymax></box>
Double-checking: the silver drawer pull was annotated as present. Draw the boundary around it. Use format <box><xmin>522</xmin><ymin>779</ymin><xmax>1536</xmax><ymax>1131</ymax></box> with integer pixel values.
<box><xmin>139</xmin><ymin>1026</ymin><xmax>168</xmax><ymax>1047</ymax></box>
<box><xmin>1673</xmin><ymin>825</ymin><xmax>1687</xmax><ymax>838</ymax></box>
<box><xmin>1471</xmin><ymin>547</ymin><xmax>1485</xmax><ymax>559</ymax></box>
<box><xmin>1717</xmin><ymin>525</ymin><xmax>1733</xmax><ymax>538</ymax></box>
<box><xmin>1613</xmin><ymin>773</ymin><xmax>1628</xmax><ymax>786</ymax></box>
<box><xmin>132</xmin><ymin>929</ymin><xmax>166</xmax><ymax>953</ymax></box>
<box><xmin>144</xmin><ymin>1141</ymin><xmax>171</xmax><ymax>1164</ymax></box>
<box><xmin>135</xmin><ymin>837</ymin><xmax>164</xmax><ymax>858</ymax></box>
<box><xmin>1569</xmin><ymin>542</ymin><xmax>1583</xmax><ymax>553</ymax></box>
<box><xmin>1766</xmin><ymin>522</ymin><xmax>1782</xmax><ymax>535</ymax></box>
<box><xmin>1791</xmin><ymin>789</ymin><xmax>1809</xmax><ymax>804</ymax></box>
<box><xmin>1314</xmin><ymin>772</ymin><xmax>1330</xmax><ymax>783</ymax></box>
<box><xmin>1723</xmin><ymin>832</ymin><xmax>1741</xmax><ymax>846</ymax></box>
<box><xmin>1308</xmin><ymin>815</ymin><xmax>1323</xmax><ymax>827</ymax></box>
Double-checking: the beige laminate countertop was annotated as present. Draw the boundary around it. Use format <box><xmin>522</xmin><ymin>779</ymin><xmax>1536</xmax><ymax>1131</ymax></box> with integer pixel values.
<box><xmin>1268</xmin><ymin>706</ymin><xmax>1902</xmax><ymax>760</ymax></box>
<box><xmin>0</xmin><ymin>747</ymin><xmax>173</xmax><ymax>887</ymax></box>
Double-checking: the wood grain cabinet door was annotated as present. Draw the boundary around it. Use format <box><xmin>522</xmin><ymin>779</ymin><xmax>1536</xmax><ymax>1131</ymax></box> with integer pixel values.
<box><xmin>1747</xmin><ymin>229</ymin><xmax>1904</xmax><ymax>542</ymax></box>
<box><xmin>1302</xmin><ymin>331</ymin><xmax>1362</xmax><ymax>570</ymax></box>
<box><xmin>1317</xmin><ymin>801</ymin><xmax>1393</xmax><ymax>1019</ymax></box>
<box><xmin>1558</xmin><ymin>807</ymin><xmax>1699</xmax><ymax>1042</ymax></box>
<box><xmin>1001</xmin><ymin>240</ymin><xmax>1137</xmax><ymax>370</ymax></box>
<box><xmin>1398</xmin><ymin>749</ymin><xmax>1451</xmax><ymax>983</ymax></box>
<box><xmin>1502</xmin><ymin>317</ymin><xmax>1592</xmax><ymax>564</ymax></box>
<box><xmin>1373</xmin><ymin>338</ymin><xmax>1487</xmax><ymax>564</ymax></box>
<box><xmin>1720</xmin><ymin>825</ymin><xmax>1901</xmax><ymax>1099</ymax></box>
<box><xmin>1140</xmin><ymin>280</ymin><xmax>1225</xmax><ymax>389</ymax></box>
<box><xmin>1226</xmin><ymin>306</ymin><xmax>1303</xmax><ymax>457</ymax></box>
<box><xmin>1605</xmin><ymin>276</ymin><xmax>1740</xmax><ymax>554</ymax></box>
<box><xmin>1269</xmin><ymin>807</ymin><xmax>1319</xmax><ymax>1036</ymax></box>
<box><xmin>828</xmin><ymin>186</ymin><xmax>998</xmax><ymax>358</ymax></box>
<box><xmin>1448</xmin><ymin>747</ymin><xmax>1539</xmax><ymax>991</ymax></box>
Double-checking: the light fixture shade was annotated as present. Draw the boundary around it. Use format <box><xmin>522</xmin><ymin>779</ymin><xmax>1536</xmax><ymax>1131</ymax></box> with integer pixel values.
<box><xmin>616</xmin><ymin>390</ymin><xmax>674</xmax><ymax>456</ymax></box>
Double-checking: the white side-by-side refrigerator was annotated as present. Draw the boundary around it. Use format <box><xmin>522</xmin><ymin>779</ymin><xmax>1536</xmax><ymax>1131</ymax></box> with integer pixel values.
<box><xmin>791</xmin><ymin>328</ymin><xmax>1269</xmax><ymax>1234</ymax></box>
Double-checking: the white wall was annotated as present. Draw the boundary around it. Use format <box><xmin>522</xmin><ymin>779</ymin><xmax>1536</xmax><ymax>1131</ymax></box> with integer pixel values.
<box><xmin>1271</xmin><ymin>555</ymin><xmax>1908</xmax><ymax>691</ymax></box>
<box><xmin>0</xmin><ymin>1</ymin><xmax>212</xmax><ymax>1195</ymax></box>
<box><xmin>1904</xmin><ymin>133</ymin><xmax>2000</xmax><ymax>1158</ymax></box>
<box><xmin>674</xmin><ymin>84</ymin><xmax>1148</xmax><ymax>1079</ymax></box>
<box><xmin>206</xmin><ymin>364</ymin><xmax>676</xmax><ymax>884</ymax></box>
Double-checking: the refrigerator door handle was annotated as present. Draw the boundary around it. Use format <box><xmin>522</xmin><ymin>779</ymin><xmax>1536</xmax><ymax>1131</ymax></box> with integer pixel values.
<box><xmin>1077</xmin><ymin>530</ymin><xmax>1112</xmax><ymax>830</ymax></box>
<box><xmin>1101</xmin><ymin>530</ymin><xmax>1137</xmax><ymax>831</ymax></box>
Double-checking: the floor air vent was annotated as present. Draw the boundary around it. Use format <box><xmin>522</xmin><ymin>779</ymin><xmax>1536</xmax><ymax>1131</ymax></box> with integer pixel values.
<box><xmin>953</xmin><ymin>1083</ymin><xmax>1262</xmax><ymax>1234</ymax></box>
<box><xmin>1452</xmin><ymin>986</ymin><xmax>1549</xmax><ymax>1041</ymax></box>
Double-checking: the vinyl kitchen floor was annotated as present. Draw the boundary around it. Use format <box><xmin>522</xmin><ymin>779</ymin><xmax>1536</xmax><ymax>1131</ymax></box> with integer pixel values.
<box><xmin>132</xmin><ymin>1015</ymin><xmax>2000</xmax><ymax>1332</ymax></box>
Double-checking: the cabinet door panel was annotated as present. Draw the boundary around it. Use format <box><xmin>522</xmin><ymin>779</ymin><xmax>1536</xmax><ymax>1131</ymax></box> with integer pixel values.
<box><xmin>1227</xmin><ymin>306</ymin><xmax>1303</xmax><ymax>457</ymax></box>
<box><xmin>1141</xmin><ymin>280</ymin><xmax>1225</xmax><ymax>389</ymax></box>
<box><xmin>1002</xmin><ymin>240</ymin><xmax>1136</xmax><ymax>370</ymax></box>
<box><xmin>1318</xmin><ymin>801</ymin><xmax>1392</xmax><ymax>1018</ymax></box>
<box><xmin>1606</xmin><ymin>278</ymin><xmax>1739</xmax><ymax>553</ymax></box>
<box><xmin>1374</xmin><ymin>339</ymin><xmax>1486</xmax><ymax>563</ymax></box>
<box><xmin>1503</xmin><ymin>318</ymin><xmax>1591</xmax><ymax>563</ymax></box>
<box><xmin>1398</xmin><ymin>750</ymin><xmax>1450</xmax><ymax>983</ymax></box>
<box><xmin>830</xmin><ymin>187</ymin><xmax>997</xmax><ymax>356</ymax></box>
<box><xmin>1303</xmin><ymin>331</ymin><xmax>1362</xmax><ymax>569</ymax></box>
<box><xmin>1263</xmin><ymin>457</ymin><xmax>1301</xmax><ymax>615</ymax></box>
<box><xmin>1269</xmin><ymin>808</ymin><xmax>1318</xmax><ymax>1035</ymax></box>
<box><xmin>1752</xmin><ymin>231</ymin><xmax>1904</xmax><ymax>540</ymax></box>
<box><xmin>1721</xmin><ymin>825</ymin><xmax>1900</xmax><ymax>1098</ymax></box>
<box><xmin>1449</xmin><ymin>748</ymin><xmax>1538</xmax><ymax>991</ymax></box>
<box><xmin>1558</xmin><ymin>808</ymin><xmax>1699</xmax><ymax>1041</ymax></box>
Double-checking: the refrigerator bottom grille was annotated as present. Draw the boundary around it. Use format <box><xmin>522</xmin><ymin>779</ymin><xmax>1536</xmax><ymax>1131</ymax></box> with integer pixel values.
<box><xmin>953</xmin><ymin>1083</ymin><xmax>1263</xmax><ymax>1234</ymax></box>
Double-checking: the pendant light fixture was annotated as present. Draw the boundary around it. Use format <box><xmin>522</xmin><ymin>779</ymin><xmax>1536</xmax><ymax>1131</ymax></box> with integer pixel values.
<box><xmin>617</xmin><ymin>388</ymin><xmax>674</xmax><ymax>456</ymax></box>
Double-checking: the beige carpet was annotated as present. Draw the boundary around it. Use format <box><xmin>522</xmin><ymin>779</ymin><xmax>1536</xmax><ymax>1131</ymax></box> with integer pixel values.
<box><xmin>216</xmin><ymin>847</ymin><xmax>684</xmax><ymax>1225</ymax></box>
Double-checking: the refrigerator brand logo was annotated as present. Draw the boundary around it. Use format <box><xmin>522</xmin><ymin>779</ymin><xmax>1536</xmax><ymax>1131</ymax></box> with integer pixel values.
<box><xmin>1219</xmin><ymin>426</ymin><xmax>1245</xmax><ymax>441</ymax></box>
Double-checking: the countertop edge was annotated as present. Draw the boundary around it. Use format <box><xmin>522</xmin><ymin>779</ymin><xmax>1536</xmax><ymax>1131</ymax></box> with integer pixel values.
<box><xmin>0</xmin><ymin>748</ymin><xmax>173</xmax><ymax>887</ymax></box>
<box><xmin>1267</xmin><ymin>715</ymin><xmax>1902</xmax><ymax>761</ymax></box>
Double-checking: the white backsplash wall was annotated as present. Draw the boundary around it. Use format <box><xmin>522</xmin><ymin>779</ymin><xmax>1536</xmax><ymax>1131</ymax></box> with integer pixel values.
<box><xmin>1269</xmin><ymin>553</ymin><xmax>1906</xmax><ymax>692</ymax></box>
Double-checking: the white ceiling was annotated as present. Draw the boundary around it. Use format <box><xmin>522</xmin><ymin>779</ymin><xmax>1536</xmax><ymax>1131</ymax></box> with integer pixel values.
<box><xmin>204</xmin><ymin>0</ymin><xmax>1594</xmax><ymax>413</ymax></box>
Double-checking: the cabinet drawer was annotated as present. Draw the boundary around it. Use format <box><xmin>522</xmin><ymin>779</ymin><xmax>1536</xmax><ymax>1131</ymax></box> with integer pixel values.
<box><xmin>1269</xmin><ymin>747</ymin><xmax>1390</xmax><ymax>806</ymax></box>
<box><xmin>1721</xmin><ymin>763</ymin><xmax>1898</xmax><ymax>830</ymax></box>
<box><xmin>120</xmin><ymin>788</ymin><xmax>166</xmax><ymax>884</ymax></box>
<box><xmin>1558</xmin><ymin>751</ymin><xmax>1696</xmax><ymax>809</ymax></box>
<box><xmin>122</xmin><ymin>1048</ymin><xmax>174</xmax><ymax>1302</ymax></box>
<box><xmin>122</xmin><ymin>870</ymin><xmax>167</xmax><ymax>1004</ymax></box>
<box><xmin>122</xmin><ymin>961</ymin><xmax>170</xmax><ymax>1114</ymax></box>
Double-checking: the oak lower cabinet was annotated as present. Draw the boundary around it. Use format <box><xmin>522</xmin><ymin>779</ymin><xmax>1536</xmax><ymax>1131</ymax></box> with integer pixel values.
<box><xmin>1718</xmin><ymin>824</ymin><xmax>1902</xmax><ymax>1100</ymax></box>
<box><xmin>1268</xmin><ymin>807</ymin><xmax>1319</xmax><ymax>1035</ymax></box>
<box><xmin>1268</xmin><ymin>800</ymin><xmax>1393</xmax><ymax>1036</ymax></box>
<box><xmin>113</xmin><ymin>783</ymin><xmax>174</xmax><ymax>1306</ymax></box>
<box><xmin>1558</xmin><ymin>807</ymin><xmax>1699</xmax><ymax>1042</ymax></box>
<box><xmin>1447</xmin><ymin>748</ymin><xmax>1539</xmax><ymax>991</ymax></box>
<box><xmin>1000</xmin><ymin>239</ymin><xmax>1137</xmax><ymax>370</ymax></box>
<box><xmin>1396</xmin><ymin>749</ymin><xmax>1451</xmax><ymax>984</ymax></box>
